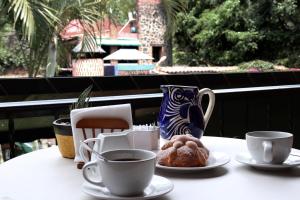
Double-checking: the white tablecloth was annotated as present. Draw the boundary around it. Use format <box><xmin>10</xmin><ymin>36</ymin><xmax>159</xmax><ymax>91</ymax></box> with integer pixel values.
<box><xmin>0</xmin><ymin>136</ymin><xmax>299</xmax><ymax>200</ymax></box>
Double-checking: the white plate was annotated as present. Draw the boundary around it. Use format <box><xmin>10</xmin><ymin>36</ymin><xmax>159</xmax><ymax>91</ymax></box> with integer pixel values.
<box><xmin>156</xmin><ymin>152</ymin><xmax>230</xmax><ymax>172</ymax></box>
<box><xmin>82</xmin><ymin>175</ymin><xmax>173</xmax><ymax>200</ymax></box>
<box><xmin>235</xmin><ymin>153</ymin><xmax>300</xmax><ymax>170</ymax></box>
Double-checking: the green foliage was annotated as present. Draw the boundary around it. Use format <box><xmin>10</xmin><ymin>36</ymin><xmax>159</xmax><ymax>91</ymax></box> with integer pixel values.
<box><xmin>69</xmin><ymin>85</ymin><xmax>93</xmax><ymax>111</ymax></box>
<box><xmin>275</xmin><ymin>55</ymin><xmax>300</xmax><ymax>69</ymax></box>
<box><xmin>1</xmin><ymin>0</ymin><xmax>115</xmax><ymax>77</ymax></box>
<box><xmin>174</xmin><ymin>0</ymin><xmax>300</xmax><ymax>67</ymax></box>
<box><xmin>160</xmin><ymin>0</ymin><xmax>188</xmax><ymax>38</ymax></box>
<box><xmin>107</xmin><ymin>0</ymin><xmax>136</xmax><ymax>24</ymax></box>
<box><xmin>0</xmin><ymin>19</ymin><xmax>27</xmax><ymax>74</ymax></box>
<box><xmin>173</xmin><ymin>48</ymin><xmax>203</xmax><ymax>66</ymax></box>
<box><xmin>239</xmin><ymin>60</ymin><xmax>274</xmax><ymax>71</ymax></box>
<box><xmin>0</xmin><ymin>48</ymin><xmax>26</xmax><ymax>74</ymax></box>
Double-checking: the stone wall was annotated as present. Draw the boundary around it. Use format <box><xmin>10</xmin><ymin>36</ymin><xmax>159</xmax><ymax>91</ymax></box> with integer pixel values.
<box><xmin>136</xmin><ymin>0</ymin><xmax>170</xmax><ymax>65</ymax></box>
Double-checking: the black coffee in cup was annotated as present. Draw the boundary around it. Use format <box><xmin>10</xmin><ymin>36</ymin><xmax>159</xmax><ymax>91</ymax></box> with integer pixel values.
<box><xmin>112</xmin><ymin>158</ymin><xmax>141</xmax><ymax>161</ymax></box>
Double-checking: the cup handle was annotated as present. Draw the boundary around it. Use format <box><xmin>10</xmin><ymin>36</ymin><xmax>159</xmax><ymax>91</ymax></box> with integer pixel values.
<box><xmin>79</xmin><ymin>138</ymin><xmax>102</xmax><ymax>163</ymax></box>
<box><xmin>263</xmin><ymin>141</ymin><xmax>273</xmax><ymax>163</ymax></box>
<box><xmin>82</xmin><ymin>161</ymin><xmax>105</xmax><ymax>187</ymax></box>
<box><xmin>198</xmin><ymin>88</ymin><xmax>215</xmax><ymax>129</ymax></box>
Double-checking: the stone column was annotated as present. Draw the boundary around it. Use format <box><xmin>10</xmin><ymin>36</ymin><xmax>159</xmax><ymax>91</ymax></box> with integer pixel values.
<box><xmin>136</xmin><ymin>0</ymin><xmax>171</xmax><ymax>65</ymax></box>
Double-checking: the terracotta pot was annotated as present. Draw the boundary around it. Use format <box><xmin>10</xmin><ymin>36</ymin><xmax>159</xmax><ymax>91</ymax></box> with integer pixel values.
<box><xmin>53</xmin><ymin>118</ymin><xmax>75</xmax><ymax>159</ymax></box>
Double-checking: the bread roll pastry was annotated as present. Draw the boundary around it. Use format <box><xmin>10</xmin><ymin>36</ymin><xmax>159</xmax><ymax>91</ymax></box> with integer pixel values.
<box><xmin>157</xmin><ymin>134</ymin><xmax>209</xmax><ymax>167</ymax></box>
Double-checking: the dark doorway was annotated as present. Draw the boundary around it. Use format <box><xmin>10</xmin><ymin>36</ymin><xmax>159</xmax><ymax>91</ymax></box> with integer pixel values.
<box><xmin>152</xmin><ymin>46</ymin><xmax>162</xmax><ymax>62</ymax></box>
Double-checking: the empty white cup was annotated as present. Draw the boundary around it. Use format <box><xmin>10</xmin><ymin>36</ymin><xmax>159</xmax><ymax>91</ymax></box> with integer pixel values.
<box><xmin>246</xmin><ymin>131</ymin><xmax>293</xmax><ymax>164</ymax></box>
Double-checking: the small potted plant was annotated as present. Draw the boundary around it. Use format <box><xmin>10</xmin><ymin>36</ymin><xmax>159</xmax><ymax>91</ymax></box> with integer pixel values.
<box><xmin>53</xmin><ymin>85</ymin><xmax>93</xmax><ymax>158</ymax></box>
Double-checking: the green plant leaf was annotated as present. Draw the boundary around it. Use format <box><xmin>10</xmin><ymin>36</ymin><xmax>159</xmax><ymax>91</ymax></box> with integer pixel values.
<box><xmin>70</xmin><ymin>84</ymin><xmax>93</xmax><ymax>111</ymax></box>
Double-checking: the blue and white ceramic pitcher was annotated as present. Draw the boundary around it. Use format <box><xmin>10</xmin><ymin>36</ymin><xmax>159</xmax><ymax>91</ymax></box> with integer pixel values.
<box><xmin>158</xmin><ymin>85</ymin><xmax>215</xmax><ymax>139</ymax></box>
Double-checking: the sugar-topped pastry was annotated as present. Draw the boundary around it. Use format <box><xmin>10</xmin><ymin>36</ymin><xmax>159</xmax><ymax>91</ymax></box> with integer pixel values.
<box><xmin>157</xmin><ymin>134</ymin><xmax>209</xmax><ymax>167</ymax></box>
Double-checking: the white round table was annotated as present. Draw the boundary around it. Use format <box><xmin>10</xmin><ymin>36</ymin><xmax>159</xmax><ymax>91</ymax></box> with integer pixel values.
<box><xmin>0</xmin><ymin>136</ymin><xmax>300</xmax><ymax>200</ymax></box>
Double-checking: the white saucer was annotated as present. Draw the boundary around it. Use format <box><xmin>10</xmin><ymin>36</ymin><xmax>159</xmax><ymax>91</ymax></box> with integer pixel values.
<box><xmin>82</xmin><ymin>175</ymin><xmax>173</xmax><ymax>200</ymax></box>
<box><xmin>156</xmin><ymin>152</ymin><xmax>230</xmax><ymax>172</ymax></box>
<box><xmin>235</xmin><ymin>153</ymin><xmax>300</xmax><ymax>170</ymax></box>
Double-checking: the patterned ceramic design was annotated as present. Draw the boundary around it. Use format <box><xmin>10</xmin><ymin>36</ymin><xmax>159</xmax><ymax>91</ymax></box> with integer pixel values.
<box><xmin>158</xmin><ymin>85</ymin><xmax>215</xmax><ymax>139</ymax></box>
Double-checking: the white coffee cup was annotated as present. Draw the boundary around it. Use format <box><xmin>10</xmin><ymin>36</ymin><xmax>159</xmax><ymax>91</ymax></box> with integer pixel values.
<box><xmin>82</xmin><ymin>149</ymin><xmax>156</xmax><ymax>196</ymax></box>
<box><xmin>246</xmin><ymin>131</ymin><xmax>293</xmax><ymax>164</ymax></box>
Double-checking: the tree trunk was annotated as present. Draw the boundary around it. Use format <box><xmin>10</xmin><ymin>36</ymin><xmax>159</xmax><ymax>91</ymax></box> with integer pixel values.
<box><xmin>165</xmin><ymin>37</ymin><xmax>173</xmax><ymax>66</ymax></box>
<box><xmin>46</xmin><ymin>36</ymin><xmax>57</xmax><ymax>77</ymax></box>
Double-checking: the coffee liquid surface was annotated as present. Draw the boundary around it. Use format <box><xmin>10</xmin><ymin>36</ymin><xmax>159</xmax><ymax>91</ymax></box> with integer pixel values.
<box><xmin>112</xmin><ymin>158</ymin><xmax>141</xmax><ymax>161</ymax></box>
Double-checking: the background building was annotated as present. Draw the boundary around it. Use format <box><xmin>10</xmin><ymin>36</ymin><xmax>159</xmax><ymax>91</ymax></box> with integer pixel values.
<box><xmin>61</xmin><ymin>0</ymin><xmax>169</xmax><ymax>76</ymax></box>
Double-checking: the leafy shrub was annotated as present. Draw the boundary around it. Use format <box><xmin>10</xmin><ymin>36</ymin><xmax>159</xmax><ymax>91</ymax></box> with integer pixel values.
<box><xmin>0</xmin><ymin>48</ymin><xmax>26</xmax><ymax>74</ymax></box>
<box><xmin>173</xmin><ymin>49</ymin><xmax>203</xmax><ymax>66</ymax></box>
<box><xmin>238</xmin><ymin>60</ymin><xmax>274</xmax><ymax>71</ymax></box>
<box><xmin>0</xmin><ymin>22</ymin><xmax>27</xmax><ymax>74</ymax></box>
<box><xmin>275</xmin><ymin>55</ymin><xmax>300</xmax><ymax>69</ymax></box>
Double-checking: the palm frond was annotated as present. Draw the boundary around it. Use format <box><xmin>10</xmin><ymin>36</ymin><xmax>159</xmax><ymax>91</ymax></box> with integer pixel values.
<box><xmin>161</xmin><ymin>0</ymin><xmax>188</xmax><ymax>38</ymax></box>
<box><xmin>5</xmin><ymin>0</ymin><xmax>58</xmax><ymax>42</ymax></box>
<box><xmin>8</xmin><ymin>0</ymin><xmax>35</xmax><ymax>41</ymax></box>
<box><xmin>51</xmin><ymin>0</ymin><xmax>106</xmax><ymax>50</ymax></box>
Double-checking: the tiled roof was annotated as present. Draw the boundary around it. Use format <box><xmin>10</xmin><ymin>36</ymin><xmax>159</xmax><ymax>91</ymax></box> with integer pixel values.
<box><xmin>154</xmin><ymin>66</ymin><xmax>239</xmax><ymax>74</ymax></box>
<box><xmin>61</xmin><ymin>19</ymin><xmax>137</xmax><ymax>40</ymax></box>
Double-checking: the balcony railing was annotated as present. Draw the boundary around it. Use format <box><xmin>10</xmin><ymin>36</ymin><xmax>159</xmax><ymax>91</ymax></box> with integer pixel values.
<box><xmin>1</xmin><ymin>72</ymin><xmax>300</xmax><ymax>160</ymax></box>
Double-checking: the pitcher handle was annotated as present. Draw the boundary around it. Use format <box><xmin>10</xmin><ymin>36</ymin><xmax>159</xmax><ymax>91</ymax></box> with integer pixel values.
<box><xmin>79</xmin><ymin>138</ymin><xmax>102</xmax><ymax>163</ymax></box>
<box><xmin>198</xmin><ymin>88</ymin><xmax>215</xmax><ymax>129</ymax></box>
